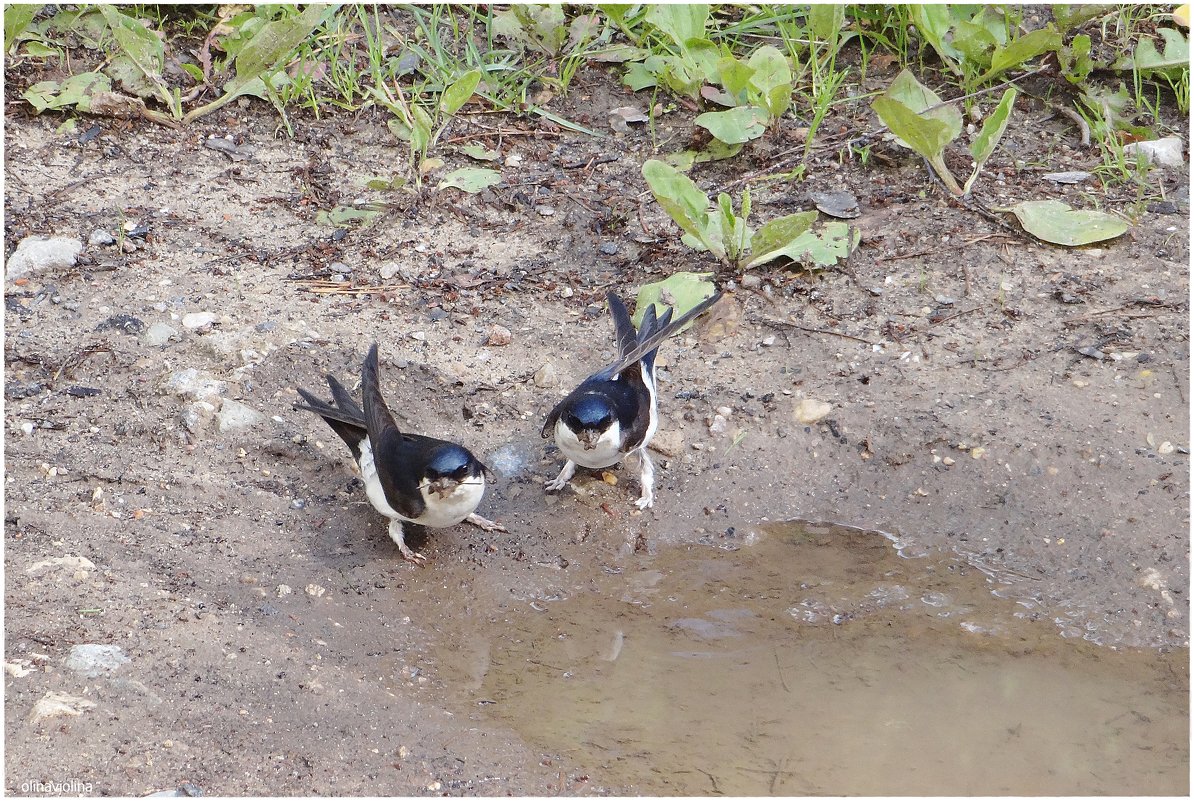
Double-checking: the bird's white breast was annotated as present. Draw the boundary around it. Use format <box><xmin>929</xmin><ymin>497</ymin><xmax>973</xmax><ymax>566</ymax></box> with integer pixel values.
<box><xmin>358</xmin><ymin>438</ymin><xmax>401</xmax><ymax>519</ymax></box>
<box><xmin>640</xmin><ymin>367</ymin><xmax>659</xmax><ymax>450</ymax></box>
<box><xmin>555</xmin><ymin>418</ymin><xmax>624</xmax><ymax>468</ymax></box>
<box><xmin>415</xmin><ymin>478</ymin><xmax>485</xmax><ymax>527</ymax></box>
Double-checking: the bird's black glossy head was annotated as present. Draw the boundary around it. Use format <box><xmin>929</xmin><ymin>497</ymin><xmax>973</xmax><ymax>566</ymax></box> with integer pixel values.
<box><xmin>425</xmin><ymin>444</ymin><xmax>479</xmax><ymax>482</ymax></box>
<box><xmin>563</xmin><ymin>394</ymin><xmax>615</xmax><ymax>433</ymax></box>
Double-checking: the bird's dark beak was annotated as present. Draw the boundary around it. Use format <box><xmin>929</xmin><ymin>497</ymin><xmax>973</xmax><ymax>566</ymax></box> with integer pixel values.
<box><xmin>579</xmin><ymin>430</ymin><xmax>600</xmax><ymax>450</ymax></box>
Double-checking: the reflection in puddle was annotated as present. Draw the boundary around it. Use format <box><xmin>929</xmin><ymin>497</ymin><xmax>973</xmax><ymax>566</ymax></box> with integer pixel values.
<box><xmin>437</xmin><ymin>523</ymin><xmax>1188</xmax><ymax>795</ymax></box>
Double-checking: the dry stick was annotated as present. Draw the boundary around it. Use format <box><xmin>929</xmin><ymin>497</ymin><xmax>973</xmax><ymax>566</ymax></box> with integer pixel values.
<box><xmin>1048</xmin><ymin>101</ymin><xmax>1091</xmax><ymax>147</ymax></box>
<box><xmin>755</xmin><ymin>316</ymin><xmax>879</xmax><ymax>346</ymax></box>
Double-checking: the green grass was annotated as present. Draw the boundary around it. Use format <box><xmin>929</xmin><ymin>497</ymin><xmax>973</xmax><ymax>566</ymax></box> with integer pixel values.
<box><xmin>5</xmin><ymin>3</ymin><xmax>1187</xmax><ymax>196</ymax></box>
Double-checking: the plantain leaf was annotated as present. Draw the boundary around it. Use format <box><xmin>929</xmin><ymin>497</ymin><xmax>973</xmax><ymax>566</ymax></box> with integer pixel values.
<box><xmin>437</xmin><ymin>167</ymin><xmax>502</xmax><ymax>193</ymax></box>
<box><xmin>872</xmin><ymin>95</ymin><xmax>954</xmax><ymax>160</ymax></box>
<box><xmin>440</xmin><ymin>69</ymin><xmax>481</xmax><ymax>116</ymax></box>
<box><xmin>746</xmin><ymin>221</ymin><xmax>858</xmax><ymax>269</ymax></box>
<box><xmin>642</xmin><ymin>158</ymin><xmax>723</xmax><ymax>258</ymax></box>
<box><xmin>968</xmin><ymin>87</ymin><xmax>1017</xmax><ymax>178</ymax></box>
<box><xmin>1009</xmin><ymin>200</ymin><xmax>1130</xmax><ymax>246</ymax></box>
<box><xmin>981</xmin><ymin>27</ymin><xmax>1063</xmax><ymax>82</ymax></box>
<box><xmin>695</xmin><ymin>105</ymin><xmax>768</xmax><ymax>144</ymax></box>
<box><xmin>183</xmin><ymin>4</ymin><xmax>336</xmax><ymax>124</ymax></box>
<box><xmin>748</xmin><ymin>211</ymin><xmax>818</xmax><ymax>265</ymax></box>
<box><xmin>633</xmin><ymin>271</ymin><xmax>717</xmax><ymax>329</ymax></box>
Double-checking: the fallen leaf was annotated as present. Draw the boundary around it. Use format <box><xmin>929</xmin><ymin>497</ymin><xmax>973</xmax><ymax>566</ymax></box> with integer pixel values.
<box><xmin>1008</xmin><ymin>200</ymin><xmax>1130</xmax><ymax>246</ymax></box>
<box><xmin>437</xmin><ymin>167</ymin><xmax>502</xmax><ymax>193</ymax></box>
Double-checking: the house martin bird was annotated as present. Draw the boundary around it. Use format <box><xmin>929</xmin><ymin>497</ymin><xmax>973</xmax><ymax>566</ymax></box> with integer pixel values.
<box><xmin>542</xmin><ymin>289</ymin><xmax>722</xmax><ymax>509</ymax></box>
<box><xmin>295</xmin><ymin>343</ymin><xmax>503</xmax><ymax>565</ymax></box>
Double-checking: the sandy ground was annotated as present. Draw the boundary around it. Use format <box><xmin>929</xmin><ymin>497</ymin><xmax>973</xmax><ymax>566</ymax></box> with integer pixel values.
<box><xmin>4</xmin><ymin>63</ymin><xmax>1189</xmax><ymax>795</ymax></box>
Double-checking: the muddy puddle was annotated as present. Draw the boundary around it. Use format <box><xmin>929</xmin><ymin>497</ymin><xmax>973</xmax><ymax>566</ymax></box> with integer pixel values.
<box><xmin>433</xmin><ymin>523</ymin><xmax>1188</xmax><ymax>795</ymax></box>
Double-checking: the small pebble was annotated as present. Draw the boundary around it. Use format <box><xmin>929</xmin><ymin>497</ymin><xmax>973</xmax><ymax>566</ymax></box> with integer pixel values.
<box><xmin>533</xmin><ymin>363</ymin><xmax>558</xmax><ymax>388</ymax></box>
<box><xmin>329</xmin><ymin>261</ymin><xmax>352</xmax><ymax>274</ymax></box>
<box><xmin>598</xmin><ymin>241</ymin><xmax>618</xmax><ymax>256</ymax></box>
<box><xmin>144</xmin><ymin>322</ymin><xmax>179</xmax><ymax>346</ymax></box>
<box><xmin>88</xmin><ymin>229</ymin><xmax>116</xmax><ymax>246</ymax></box>
<box><xmin>794</xmin><ymin>398</ymin><xmax>832</xmax><ymax>424</ymax></box>
<box><xmin>182</xmin><ymin>312</ymin><xmax>217</xmax><ymax>330</ymax></box>
<box><xmin>486</xmin><ymin>324</ymin><xmax>512</xmax><ymax>346</ymax></box>
<box><xmin>410</xmin><ymin>331</ymin><xmax>426</xmax><ymax>341</ymax></box>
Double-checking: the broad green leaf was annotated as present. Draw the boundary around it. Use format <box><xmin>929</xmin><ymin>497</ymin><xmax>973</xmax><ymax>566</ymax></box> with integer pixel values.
<box><xmin>23</xmin><ymin>80</ymin><xmax>61</xmax><ymax>113</ymax></box>
<box><xmin>645</xmin><ymin>4</ymin><xmax>709</xmax><ymax>50</ymax></box>
<box><xmin>747</xmin><ymin>211</ymin><xmax>817</xmax><ymax>266</ymax></box>
<box><xmin>695</xmin><ymin>105</ymin><xmax>768</xmax><ymax>144</ymax></box>
<box><xmin>632</xmin><ymin>271</ymin><xmax>717</xmax><ymax>329</ymax></box>
<box><xmin>982</xmin><ymin>27</ymin><xmax>1062</xmax><ymax>82</ymax></box>
<box><xmin>410</xmin><ymin>104</ymin><xmax>433</xmax><ymax>151</ymax></box>
<box><xmin>717</xmin><ymin>55</ymin><xmax>753</xmax><ymax>102</ymax></box>
<box><xmin>872</xmin><ymin>96</ymin><xmax>954</xmax><ymax>160</ymax></box>
<box><xmin>747</xmin><ymin>45</ymin><xmax>791</xmax><ymax>94</ymax></box>
<box><xmin>969</xmin><ymin>88</ymin><xmax>1017</xmax><ymax>168</ymax></box>
<box><xmin>660</xmin><ymin>55</ymin><xmax>703</xmax><ymax>98</ymax></box>
<box><xmin>623</xmin><ymin>59</ymin><xmax>660</xmax><ymax>90</ymax></box>
<box><xmin>683</xmin><ymin>37</ymin><xmax>723</xmax><ymax>83</ymax></box>
<box><xmin>316</xmin><ymin>205</ymin><xmax>381</xmax><ymax>227</ymax></box>
<box><xmin>24</xmin><ymin>41</ymin><xmax>61</xmax><ymax>58</ymax></box>
<box><xmin>908</xmin><ymin>5</ymin><xmax>963</xmax><ymax>73</ymax></box>
<box><xmin>1059</xmin><ymin>34</ymin><xmax>1093</xmax><ymax>83</ymax></box>
<box><xmin>24</xmin><ymin>71</ymin><xmax>113</xmax><ymax>112</ymax></box>
<box><xmin>598</xmin><ymin>4</ymin><xmax>634</xmax><ymax>26</ymax></box>
<box><xmin>5</xmin><ymin>4</ymin><xmax>38</xmax><ymax>51</ymax></box>
<box><xmin>1008</xmin><ymin>200</ymin><xmax>1129</xmax><ymax>246</ymax></box>
<box><xmin>180</xmin><ymin>62</ymin><xmax>204</xmax><ymax>82</ymax></box>
<box><xmin>746</xmin><ymin>221</ymin><xmax>858</xmax><ymax>269</ymax></box>
<box><xmin>641</xmin><ymin>159</ymin><xmax>722</xmax><ymax>259</ymax></box>
<box><xmin>663</xmin><ymin>140</ymin><xmax>744</xmax><ymax>170</ymax></box>
<box><xmin>98</xmin><ymin>6</ymin><xmax>171</xmax><ymax>106</ymax></box>
<box><xmin>590</xmin><ymin>43</ymin><xmax>648</xmax><ymax>63</ymax></box>
<box><xmin>461</xmin><ymin>142</ymin><xmax>500</xmax><ymax>161</ymax></box>
<box><xmin>183</xmin><ymin>4</ymin><xmax>335</xmax><ymax>124</ymax></box>
<box><xmin>884</xmin><ymin>68</ymin><xmax>962</xmax><ymax>137</ymax></box>
<box><xmin>1053</xmin><ymin>5</ymin><xmax>1116</xmax><ymax>32</ymax></box>
<box><xmin>953</xmin><ymin>19</ymin><xmax>998</xmax><ymax>67</ymax></box>
<box><xmin>440</xmin><ymin>69</ymin><xmax>481</xmax><ymax>115</ymax></box>
<box><xmin>765</xmin><ymin>84</ymin><xmax>792</xmax><ymax>119</ymax></box>
<box><xmin>1124</xmin><ymin>28</ymin><xmax>1189</xmax><ymax>77</ymax></box>
<box><xmin>437</xmin><ymin>167</ymin><xmax>502</xmax><ymax>193</ymax></box>
<box><xmin>808</xmin><ymin>4</ymin><xmax>845</xmax><ymax>45</ymax></box>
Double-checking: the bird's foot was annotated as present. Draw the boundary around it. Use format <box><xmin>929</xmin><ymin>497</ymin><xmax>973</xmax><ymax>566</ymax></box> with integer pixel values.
<box><xmin>398</xmin><ymin>543</ymin><xmax>428</xmax><ymax>566</ymax></box>
<box><xmin>389</xmin><ymin>520</ymin><xmax>427</xmax><ymax>566</ymax></box>
<box><xmin>466</xmin><ymin>512</ymin><xmax>506</xmax><ymax>533</ymax></box>
<box><xmin>634</xmin><ymin>493</ymin><xmax>655</xmax><ymax>510</ymax></box>
<box><xmin>544</xmin><ymin>460</ymin><xmax>577</xmax><ymax>493</ymax></box>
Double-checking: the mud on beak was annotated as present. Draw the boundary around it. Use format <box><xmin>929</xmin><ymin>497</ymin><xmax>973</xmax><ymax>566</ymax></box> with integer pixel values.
<box><xmin>428</xmin><ymin>478</ymin><xmax>459</xmax><ymax>498</ymax></box>
<box><xmin>579</xmin><ymin>429</ymin><xmax>601</xmax><ymax>450</ymax></box>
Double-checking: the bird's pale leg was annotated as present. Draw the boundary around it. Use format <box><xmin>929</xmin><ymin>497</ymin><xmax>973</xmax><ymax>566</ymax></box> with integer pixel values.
<box><xmin>634</xmin><ymin>449</ymin><xmax>655</xmax><ymax>509</ymax></box>
<box><xmin>545</xmin><ymin>459</ymin><xmax>578</xmax><ymax>492</ymax></box>
<box><xmin>465</xmin><ymin>512</ymin><xmax>506</xmax><ymax>532</ymax></box>
<box><xmin>387</xmin><ymin>519</ymin><xmax>427</xmax><ymax>565</ymax></box>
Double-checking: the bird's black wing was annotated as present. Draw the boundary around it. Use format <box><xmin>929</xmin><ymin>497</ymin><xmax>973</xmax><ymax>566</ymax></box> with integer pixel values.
<box><xmin>294</xmin><ymin>386</ymin><xmax>367</xmax><ymax>462</ymax></box>
<box><xmin>362</xmin><ymin>343</ymin><xmax>426</xmax><ymax>520</ymax></box>
<box><xmin>610</xmin><ymin>291</ymin><xmax>722</xmax><ymax>378</ymax></box>
<box><xmin>607</xmin><ymin>291</ymin><xmax>639</xmax><ymax>360</ymax></box>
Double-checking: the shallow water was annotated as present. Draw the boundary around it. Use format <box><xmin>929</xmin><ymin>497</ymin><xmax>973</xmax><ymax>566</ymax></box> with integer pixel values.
<box><xmin>436</xmin><ymin>523</ymin><xmax>1188</xmax><ymax>795</ymax></box>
